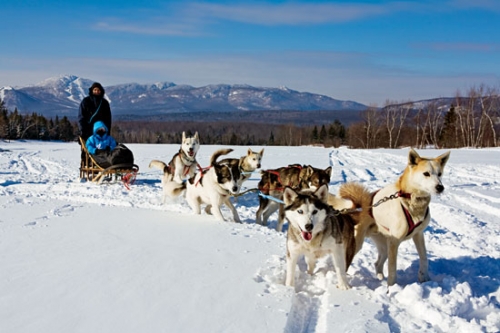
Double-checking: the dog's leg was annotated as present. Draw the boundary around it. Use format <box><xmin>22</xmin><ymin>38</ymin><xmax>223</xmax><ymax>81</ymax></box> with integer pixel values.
<box><xmin>285</xmin><ymin>252</ymin><xmax>299</xmax><ymax>287</ymax></box>
<box><xmin>255</xmin><ymin>198</ymin><xmax>267</xmax><ymax>225</ymax></box>
<box><xmin>276</xmin><ymin>204</ymin><xmax>286</xmax><ymax>232</ymax></box>
<box><xmin>413</xmin><ymin>231</ymin><xmax>430</xmax><ymax>283</ymax></box>
<box><xmin>371</xmin><ymin>233</ymin><xmax>388</xmax><ymax>280</ymax></box>
<box><xmin>263</xmin><ymin>201</ymin><xmax>279</xmax><ymax>227</ymax></box>
<box><xmin>331</xmin><ymin>244</ymin><xmax>351</xmax><ymax>290</ymax></box>
<box><xmin>386</xmin><ymin>238</ymin><xmax>400</xmax><ymax>286</ymax></box>
<box><xmin>304</xmin><ymin>252</ymin><xmax>317</xmax><ymax>275</ymax></box>
<box><xmin>209</xmin><ymin>197</ymin><xmax>227</xmax><ymax>222</ymax></box>
<box><xmin>186</xmin><ymin>195</ymin><xmax>201</xmax><ymax>215</ymax></box>
<box><xmin>354</xmin><ymin>223</ymin><xmax>368</xmax><ymax>255</ymax></box>
<box><xmin>224</xmin><ymin>198</ymin><xmax>241</xmax><ymax>223</ymax></box>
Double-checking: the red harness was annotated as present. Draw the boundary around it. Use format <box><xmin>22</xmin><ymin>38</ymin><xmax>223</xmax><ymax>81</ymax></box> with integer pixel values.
<box><xmin>258</xmin><ymin>165</ymin><xmax>303</xmax><ymax>194</ymax></box>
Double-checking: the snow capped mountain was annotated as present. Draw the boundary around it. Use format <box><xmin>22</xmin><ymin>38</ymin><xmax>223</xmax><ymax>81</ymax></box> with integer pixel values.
<box><xmin>0</xmin><ymin>75</ymin><xmax>367</xmax><ymax>119</ymax></box>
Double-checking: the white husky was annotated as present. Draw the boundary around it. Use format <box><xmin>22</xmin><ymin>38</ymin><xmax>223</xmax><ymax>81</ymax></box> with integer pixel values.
<box><xmin>185</xmin><ymin>149</ymin><xmax>242</xmax><ymax>222</ymax></box>
<box><xmin>149</xmin><ymin>131</ymin><xmax>200</xmax><ymax>201</ymax></box>
<box><xmin>337</xmin><ymin>148</ymin><xmax>451</xmax><ymax>286</ymax></box>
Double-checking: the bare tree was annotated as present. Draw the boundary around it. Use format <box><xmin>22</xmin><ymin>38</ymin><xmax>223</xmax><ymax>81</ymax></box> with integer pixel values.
<box><xmin>382</xmin><ymin>100</ymin><xmax>411</xmax><ymax>148</ymax></box>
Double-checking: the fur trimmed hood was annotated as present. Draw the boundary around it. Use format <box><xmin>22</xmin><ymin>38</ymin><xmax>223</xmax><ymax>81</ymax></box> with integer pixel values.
<box><xmin>88</xmin><ymin>82</ymin><xmax>105</xmax><ymax>96</ymax></box>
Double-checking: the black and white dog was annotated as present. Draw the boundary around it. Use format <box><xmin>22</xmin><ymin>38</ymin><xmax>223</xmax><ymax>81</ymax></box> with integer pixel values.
<box><xmin>185</xmin><ymin>149</ymin><xmax>242</xmax><ymax>222</ymax></box>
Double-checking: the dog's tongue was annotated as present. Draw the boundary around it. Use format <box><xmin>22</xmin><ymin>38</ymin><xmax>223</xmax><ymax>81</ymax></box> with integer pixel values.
<box><xmin>302</xmin><ymin>231</ymin><xmax>312</xmax><ymax>241</ymax></box>
<box><xmin>188</xmin><ymin>151</ymin><xmax>194</xmax><ymax>157</ymax></box>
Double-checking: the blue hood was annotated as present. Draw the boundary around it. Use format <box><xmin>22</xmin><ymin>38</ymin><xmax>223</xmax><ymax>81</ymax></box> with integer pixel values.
<box><xmin>93</xmin><ymin>121</ymin><xmax>108</xmax><ymax>135</ymax></box>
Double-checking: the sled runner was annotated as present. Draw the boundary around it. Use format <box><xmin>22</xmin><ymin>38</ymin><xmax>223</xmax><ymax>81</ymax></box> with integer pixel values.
<box><xmin>79</xmin><ymin>137</ymin><xmax>139</xmax><ymax>189</ymax></box>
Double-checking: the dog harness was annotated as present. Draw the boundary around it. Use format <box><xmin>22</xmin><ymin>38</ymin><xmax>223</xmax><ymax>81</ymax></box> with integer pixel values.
<box><xmin>258</xmin><ymin>164</ymin><xmax>303</xmax><ymax>194</ymax></box>
<box><xmin>371</xmin><ymin>190</ymin><xmax>427</xmax><ymax>237</ymax></box>
<box><xmin>167</xmin><ymin>150</ymin><xmax>203</xmax><ymax>179</ymax></box>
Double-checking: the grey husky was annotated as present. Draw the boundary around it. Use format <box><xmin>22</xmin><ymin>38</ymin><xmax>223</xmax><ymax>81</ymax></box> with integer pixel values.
<box><xmin>149</xmin><ymin>131</ymin><xmax>200</xmax><ymax>201</ymax></box>
<box><xmin>283</xmin><ymin>184</ymin><xmax>356</xmax><ymax>289</ymax></box>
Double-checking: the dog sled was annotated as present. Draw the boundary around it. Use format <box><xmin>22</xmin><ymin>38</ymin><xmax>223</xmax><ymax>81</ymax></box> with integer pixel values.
<box><xmin>79</xmin><ymin>137</ymin><xmax>139</xmax><ymax>189</ymax></box>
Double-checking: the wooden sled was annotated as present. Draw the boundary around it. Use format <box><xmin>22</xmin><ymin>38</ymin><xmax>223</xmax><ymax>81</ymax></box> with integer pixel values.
<box><xmin>79</xmin><ymin>137</ymin><xmax>139</xmax><ymax>189</ymax></box>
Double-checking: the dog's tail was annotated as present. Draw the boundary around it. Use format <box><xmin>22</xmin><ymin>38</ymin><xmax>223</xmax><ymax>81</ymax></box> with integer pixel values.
<box><xmin>210</xmin><ymin>149</ymin><xmax>234</xmax><ymax>166</ymax></box>
<box><xmin>338</xmin><ymin>182</ymin><xmax>374</xmax><ymax>221</ymax></box>
<box><xmin>149</xmin><ymin>160</ymin><xmax>168</xmax><ymax>173</ymax></box>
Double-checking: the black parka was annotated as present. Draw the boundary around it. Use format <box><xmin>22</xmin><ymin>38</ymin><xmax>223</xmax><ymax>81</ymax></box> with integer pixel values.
<box><xmin>78</xmin><ymin>82</ymin><xmax>112</xmax><ymax>140</ymax></box>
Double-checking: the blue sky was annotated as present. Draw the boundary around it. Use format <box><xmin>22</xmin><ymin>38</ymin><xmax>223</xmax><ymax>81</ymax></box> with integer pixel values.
<box><xmin>2</xmin><ymin>0</ymin><xmax>500</xmax><ymax>105</ymax></box>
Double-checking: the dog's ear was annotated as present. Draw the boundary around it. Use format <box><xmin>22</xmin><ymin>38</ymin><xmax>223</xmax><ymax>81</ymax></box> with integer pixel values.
<box><xmin>314</xmin><ymin>184</ymin><xmax>329</xmax><ymax>204</ymax></box>
<box><xmin>408</xmin><ymin>148</ymin><xmax>421</xmax><ymax>167</ymax></box>
<box><xmin>305</xmin><ymin>165</ymin><xmax>314</xmax><ymax>177</ymax></box>
<box><xmin>324</xmin><ymin>166</ymin><xmax>332</xmax><ymax>178</ymax></box>
<box><xmin>436</xmin><ymin>151</ymin><xmax>451</xmax><ymax>168</ymax></box>
<box><xmin>194</xmin><ymin>132</ymin><xmax>199</xmax><ymax>140</ymax></box>
<box><xmin>182</xmin><ymin>131</ymin><xmax>186</xmax><ymax>141</ymax></box>
<box><xmin>283</xmin><ymin>187</ymin><xmax>299</xmax><ymax>205</ymax></box>
<box><xmin>259</xmin><ymin>148</ymin><xmax>264</xmax><ymax>156</ymax></box>
<box><xmin>247</xmin><ymin>148</ymin><xmax>252</xmax><ymax>156</ymax></box>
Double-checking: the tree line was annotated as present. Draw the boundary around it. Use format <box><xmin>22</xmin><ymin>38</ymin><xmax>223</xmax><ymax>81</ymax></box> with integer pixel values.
<box><xmin>348</xmin><ymin>85</ymin><xmax>499</xmax><ymax>149</ymax></box>
<box><xmin>1</xmin><ymin>85</ymin><xmax>498</xmax><ymax>148</ymax></box>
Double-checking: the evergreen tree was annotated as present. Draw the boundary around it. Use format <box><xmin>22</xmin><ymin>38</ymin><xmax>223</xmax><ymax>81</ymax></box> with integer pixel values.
<box><xmin>269</xmin><ymin>131</ymin><xmax>275</xmax><ymax>145</ymax></box>
<box><xmin>311</xmin><ymin>126</ymin><xmax>319</xmax><ymax>142</ymax></box>
<box><xmin>440</xmin><ymin>105</ymin><xmax>458</xmax><ymax>148</ymax></box>
<box><xmin>0</xmin><ymin>99</ymin><xmax>8</xmax><ymax>139</ymax></box>
<box><xmin>319</xmin><ymin>125</ymin><xmax>327</xmax><ymax>143</ymax></box>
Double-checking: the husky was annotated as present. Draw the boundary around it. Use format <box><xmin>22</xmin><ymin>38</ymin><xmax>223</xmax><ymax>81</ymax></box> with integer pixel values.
<box><xmin>149</xmin><ymin>131</ymin><xmax>200</xmax><ymax>201</ymax></box>
<box><xmin>185</xmin><ymin>148</ymin><xmax>242</xmax><ymax>222</ymax></box>
<box><xmin>256</xmin><ymin>164</ymin><xmax>332</xmax><ymax>231</ymax></box>
<box><xmin>218</xmin><ymin>148</ymin><xmax>264</xmax><ymax>186</ymax></box>
<box><xmin>283</xmin><ymin>185</ymin><xmax>356</xmax><ymax>289</ymax></box>
<box><xmin>337</xmin><ymin>148</ymin><xmax>451</xmax><ymax>286</ymax></box>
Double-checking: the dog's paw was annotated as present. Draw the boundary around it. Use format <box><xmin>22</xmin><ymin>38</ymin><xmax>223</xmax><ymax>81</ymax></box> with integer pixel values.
<box><xmin>337</xmin><ymin>281</ymin><xmax>352</xmax><ymax>290</ymax></box>
<box><xmin>376</xmin><ymin>273</ymin><xmax>384</xmax><ymax>280</ymax></box>
<box><xmin>418</xmin><ymin>271</ymin><xmax>430</xmax><ymax>283</ymax></box>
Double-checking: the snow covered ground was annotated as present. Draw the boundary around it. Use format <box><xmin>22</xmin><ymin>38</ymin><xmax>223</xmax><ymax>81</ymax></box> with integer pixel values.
<box><xmin>0</xmin><ymin>140</ymin><xmax>499</xmax><ymax>333</ymax></box>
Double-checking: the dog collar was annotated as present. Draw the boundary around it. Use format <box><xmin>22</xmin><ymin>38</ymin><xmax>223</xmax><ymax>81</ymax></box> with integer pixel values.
<box><xmin>397</xmin><ymin>190</ymin><xmax>412</xmax><ymax>199</ymax></box>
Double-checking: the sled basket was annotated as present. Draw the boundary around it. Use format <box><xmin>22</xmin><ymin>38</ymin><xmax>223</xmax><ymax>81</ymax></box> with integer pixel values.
<box><xmin>79</xmin><ymin>137</ymin><xmax>139</xmax><ymax>188</ymax></box>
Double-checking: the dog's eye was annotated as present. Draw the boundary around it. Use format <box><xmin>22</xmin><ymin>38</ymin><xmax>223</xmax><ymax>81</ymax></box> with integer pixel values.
<box><xmin>438</xmin><ymin>172</ymin><xmax>442</xmax><ymax>177</ymax></box>
<box><xmin>297</xmin><ymin>209</ymin><xmax>303</xmax><ymax>214</ymax></box>
<box><xmin>423</xmin><ymin>172</ymin><xmax>430</xmax><ymax>177</ymax></box>
<box><xmin>312</xmin><ymin>210</ymin><xmax>318</xmax><ymax>215</ymax></box>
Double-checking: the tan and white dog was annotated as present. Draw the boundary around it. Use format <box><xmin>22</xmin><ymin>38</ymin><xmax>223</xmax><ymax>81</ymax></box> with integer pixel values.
<box><xmin>283</xmin><ymin>184</ymin><xmax>356</xmax><ymax>289</ymax></box>
<box><xmin>336</xmin><ymin>148</ymin><xmax>450</xmax><ymax>286</ymax></box>
<box><xmin>218</xmin><ymin>148</ymin><xmax>264</xmax><ymax>187</ymax></box>
<box><xmin>149</xmin><ymin>131</ymin><xmax>200</xmax><ymax>201</ymax></box>
<box><xmin>185</xmin><ymin>148</ymin><xmax>242</xmax><ymax>222</ymax></box>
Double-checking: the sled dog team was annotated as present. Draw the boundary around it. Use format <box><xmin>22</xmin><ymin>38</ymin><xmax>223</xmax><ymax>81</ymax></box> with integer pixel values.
<box><xmin>149</xmin><ymin>131</ymin><xmax>451</xmax><ymax>289</ymax></box>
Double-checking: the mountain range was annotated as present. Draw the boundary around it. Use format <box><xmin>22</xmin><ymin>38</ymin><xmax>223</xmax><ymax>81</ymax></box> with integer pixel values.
<box><xmin>0</xmin><ymin>75</ymin><xmax>367</xmax><ymax>120</ymax></box>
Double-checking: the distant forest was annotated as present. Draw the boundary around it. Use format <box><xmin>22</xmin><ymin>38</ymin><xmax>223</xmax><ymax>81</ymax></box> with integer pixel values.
<box><xmin>1</xmin><ymin>85</ymin><xmax>499</xmax><ymax>148</ymax></box>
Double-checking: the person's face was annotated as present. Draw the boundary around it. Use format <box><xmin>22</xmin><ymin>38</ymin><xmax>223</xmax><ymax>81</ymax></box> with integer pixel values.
<box><xmin>97</xmin><ymin>128</ymin><xmax>106</xmax><ymax>136</ymax></box>
<box><xmin>92</xmin><ymin>87</ymin><xmax>102</xmax><ymax>95</ymax></box>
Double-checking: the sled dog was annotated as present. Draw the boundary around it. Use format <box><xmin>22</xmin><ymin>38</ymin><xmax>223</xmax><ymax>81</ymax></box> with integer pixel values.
<box><xmin>283</xmin><ymin>185</ymin><xmax>356</xmax><ymax>289</ymax></box>
<box><xmin>149</xmin><ymin>131</ymin><xmax>200</xmax><ymax>201</ymax></box>
<box><xmin>337</xmin><ymin>149</ymin><xmax>450</xmax><ymax>286</ymax></box>
<box><xmin>185</xmin><ymin>148</ymin><xmax>242</xmax><ymax>222</ymax></box>
<box><xmin>256</xmin><ymin>164</ymin><xmax>332</xmax><ymax>231</ymax></box>
<box><xmin>218</xmin><ymin>148</ymin><xmax>264</xmax><ymax>186</ymax></box>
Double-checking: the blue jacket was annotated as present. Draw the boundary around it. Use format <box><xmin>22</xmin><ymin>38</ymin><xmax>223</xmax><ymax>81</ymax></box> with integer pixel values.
<box><xmin>85</xmin><ymin>121</ymin><xmax>117</xmax><ymax>155</ymax></box>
